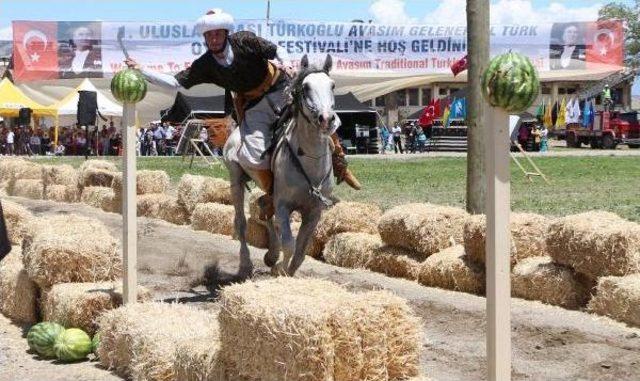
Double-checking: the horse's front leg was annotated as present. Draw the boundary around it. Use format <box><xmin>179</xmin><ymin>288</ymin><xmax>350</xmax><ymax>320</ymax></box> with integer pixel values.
<box><xmin>287</xmin><ymin>208</ymin><xmax>321</xmax><ymax>276</ymax></box>
<box><xmin>273</xmin><ymin>203</ymin><xmax>294</xmax><ymax>276</ymax></box>
<box><xmin>263</xmin><ymin>217</ymin><xmax>281</xmax><ymax>268</ymax></box>
<box><xmin>229</xmin><ymin>167</ymin><xmax>252</xmax><ymax>278</ymax></box>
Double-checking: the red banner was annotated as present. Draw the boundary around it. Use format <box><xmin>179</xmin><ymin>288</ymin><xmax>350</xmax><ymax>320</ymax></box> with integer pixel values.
<box><xmin>12</xmin><ymin>21</ymin><xmax>59</xmax><ymax>81</ymax></box>
<box><xmin>586</xmin><ymin>20</ymin><xmax>624</xmax><ymax>68</ymax></box>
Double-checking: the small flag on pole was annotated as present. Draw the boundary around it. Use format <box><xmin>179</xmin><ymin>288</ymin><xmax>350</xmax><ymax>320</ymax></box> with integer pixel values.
<box><xmin>450</xmin><ymin>55</ymin><xmax>468</xmax><ymax>76</ymax></box>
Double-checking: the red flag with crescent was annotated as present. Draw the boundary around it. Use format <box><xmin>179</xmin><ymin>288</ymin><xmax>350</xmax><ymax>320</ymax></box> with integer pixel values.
<box><xmin>12</xmin><ymin>21</ymin><xmax>59</xmax><ymax>81</ymax></box>
<box><xmin>586</xmin><ymin>19</ymin><xmax>624</xmax><ymax>68</ymax></box>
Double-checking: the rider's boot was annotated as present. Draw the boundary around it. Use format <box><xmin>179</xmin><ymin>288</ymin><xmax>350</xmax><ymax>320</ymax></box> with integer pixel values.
<box><xmin>254</xmin><ymin>169</ymin><xmax>275</xmax><ymax>220</ymax></box>
<box><xmin>330</xmin><ymin>133</ymin><xmax>361</xmax><ymax>190</ymax></box>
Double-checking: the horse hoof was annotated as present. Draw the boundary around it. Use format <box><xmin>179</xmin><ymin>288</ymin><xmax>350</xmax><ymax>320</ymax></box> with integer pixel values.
<box><xmin>270</xmin><ymin>264</ymin><xmax>288</xmax><ymax>277</ymax></box>
<box><xmin>238</xmin><ymin>265</ymin><xmax>254</xmax><ymax>279</ymax></box>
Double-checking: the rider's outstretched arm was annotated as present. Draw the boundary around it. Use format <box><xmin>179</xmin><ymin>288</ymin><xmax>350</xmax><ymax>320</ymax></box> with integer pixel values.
<box><xmin>139</xmin><ymin>69</ymin><xmax>184</xmax><ymax>90</ymax></box>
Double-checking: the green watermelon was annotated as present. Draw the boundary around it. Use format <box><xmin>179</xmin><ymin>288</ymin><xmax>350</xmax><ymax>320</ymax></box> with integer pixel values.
<box><xmin>111</xmin><ymin>68</ymin><xmax>147</xmax><ymax>104</ymax></box>
<box><xmin>91</xmin><ymin>332</ymin><xmax>101</xmax><ymax>354</ymax></box>
<box><xmin>481</xmin><ymin>52</ymin><xmax>540</xmax><ymax>113</ymax></box>
<box><xmin>54</xmin><ymin>328</ymin><xmax>93</xmax><ymax>362</ymax></box>
<box><xmin>27</xmin><ymin>322</ymin><xmax>65</xmax><ymax>358</ymax></box>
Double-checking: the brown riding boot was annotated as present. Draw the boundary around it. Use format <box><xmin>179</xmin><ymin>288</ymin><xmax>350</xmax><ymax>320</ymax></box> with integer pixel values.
<box><xmin>330</xmin><ymin>133</ymin><xmax>361</xmax><ymax>190</ymax></box>
<box><xmin>253</xmin><ymin>169</ymin><xmax>275</xmax><ymax>220</ymax></box>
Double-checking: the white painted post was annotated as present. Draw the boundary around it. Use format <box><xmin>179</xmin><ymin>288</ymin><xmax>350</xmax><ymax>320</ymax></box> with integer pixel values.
<box><xmin>486</xmin><ymin>106</ymin><xmax>511</xmax><ymax>380</ymax></box>
<box><xmin>122</xmin><ymin>102</ymin><xmax>137</xmax><ymax>304</ymax></box>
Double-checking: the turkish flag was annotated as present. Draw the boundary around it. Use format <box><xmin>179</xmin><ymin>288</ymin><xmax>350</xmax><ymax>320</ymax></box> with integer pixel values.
<box><xmin>586</xmin><ymin>20</ymin><xmax>624</xmax><ymax>69</ymax></box>
<box><xmin>419</xmin><ymin>99</ymin><xmax>435</xmax><ymax>126</ymax></box>
<box><xmin>450</xmin><ymin>55</ymin><xmax>468</xmax><ymax>76</ymax></box>
<box><xmin>12</xmin><ymin>21</ymin><xmax>59</xmax><ymax>82</ymax></box>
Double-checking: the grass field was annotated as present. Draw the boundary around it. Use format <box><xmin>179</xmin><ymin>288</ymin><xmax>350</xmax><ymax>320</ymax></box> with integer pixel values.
<box><xmin>28</xmin><ymin>155</ymin><xmax>640</xmax><ymax>221</ymax></box>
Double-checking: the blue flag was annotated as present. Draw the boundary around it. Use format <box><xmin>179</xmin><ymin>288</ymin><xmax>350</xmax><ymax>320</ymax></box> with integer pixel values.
<box><xmin>589</xmin><ymin>100</ymin><xmax>595</xmax><ymax>126</ymax></box>
<box><xmin>582</xmin><ymin>100</ymin><xmax>591</xmax><ymax>128</ymax></box>
<box><xmin>450</xmin><ymin>98</ymin><xmax>466</xmax><ymax>119</ymax></box>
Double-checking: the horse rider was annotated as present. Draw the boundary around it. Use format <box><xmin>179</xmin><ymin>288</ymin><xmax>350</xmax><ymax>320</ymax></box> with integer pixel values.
<box><xmin>125</xmin><ymin>9</ymin><xmax>361</xmax><ymax>209</ymax></box>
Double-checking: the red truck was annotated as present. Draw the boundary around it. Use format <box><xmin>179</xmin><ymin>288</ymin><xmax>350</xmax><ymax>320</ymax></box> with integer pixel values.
<box><xmin>565</xmin><ymin>110</ymin><xmax>640</xmax><ymax>149</ymax></box>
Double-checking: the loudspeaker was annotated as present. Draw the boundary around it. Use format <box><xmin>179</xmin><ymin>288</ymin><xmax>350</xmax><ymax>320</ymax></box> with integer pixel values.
<box><xmin>77</xmin><ymin>90</ymin><xmax>98</xmax><ymax>126</ymax></box>
<box><xmin>18</xmin><ymin>107</ymin><xmax>32</xmax><ymax>126</ymax></box>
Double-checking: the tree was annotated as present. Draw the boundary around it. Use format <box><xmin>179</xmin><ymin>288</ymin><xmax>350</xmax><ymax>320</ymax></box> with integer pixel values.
<box><xmin>599</xmin><ymin>1</ymin><xmax>640</xmax><ymax>68</ymax></box>
<box><xmin>465</xmin><ymin>0</ymin><xmax>490</xmax><ymax>214</ymax></box>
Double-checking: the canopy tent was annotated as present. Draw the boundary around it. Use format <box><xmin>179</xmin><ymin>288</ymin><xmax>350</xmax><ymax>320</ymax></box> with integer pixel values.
<box><xmin>0</xmin><ymin>78</ymin><xmax>57</xmax><ymax>117</ymax></box>
<box><xmin>51</xmin><ymin>78</ymin><xmax>123</xmax><ymax>117</ymax></box>
<box><xmin>161</xmin><ymin>93</ymin><xmax>225</xmax><ymax>123</ymax></box>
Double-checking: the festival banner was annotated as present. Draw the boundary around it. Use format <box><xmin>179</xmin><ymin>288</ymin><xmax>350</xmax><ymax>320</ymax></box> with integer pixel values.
<box><xmin>12</xmin><ymin>19</ymin><xmax>625</xmax><ymax>82</ymax></box>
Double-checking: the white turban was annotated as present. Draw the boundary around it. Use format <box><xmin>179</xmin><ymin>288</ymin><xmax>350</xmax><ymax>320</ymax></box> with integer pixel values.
<box><xmin>196</xmin><ymin>9</ymin><xmax>234</xmax><ymax>34</ymax></box>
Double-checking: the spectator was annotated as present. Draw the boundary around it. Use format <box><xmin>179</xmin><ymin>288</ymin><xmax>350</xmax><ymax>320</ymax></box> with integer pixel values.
<box><xmin>76</xmin><ymin>132</ymin><xmax>87</xmax><ymax>155</ymax></box>
<box><xmin>392</xmin><ymin>123</ymin><xmax>403</xmax><ymax>154</ymax></box>
<box><xmin>531</xmin><ymin>125</ymin><xmax>541</xmax><ymax>151</ymax></box>
<box><xmin>416</xmin><ymin>125</ymin><xmax>427</xmax><ymax>153</ymax></box>
<box><xmin>153</xmin><ymin>123</ymin><xmax>165</xmax><ymax>155</ymax></box>
<box><xmin>54</xmin><ymin>143</ymin><xmax>66</xmax><ymax>156</ymax></box>
<box><xmin>41</xmin><ymin>127</ymin><xmax>50</xmax><ymax>154</ymax></box>
<box><xmin>199</xmin><ymin>126</ymin><xmax>209</xmax><ymax>154</ymax></box>
<box><xmin>163</xmin><ymin>123</ymin><xmax>176</xmax><ymax>155</ymax></box>
<box><xmin>517</xmin><ymin>125</ymin><xmax>530</xmax><ymax>150</ymax></box>
<box><xmin>100</xmin><ymin>126</ymin><xmax>111</xmax><ymax>156</ymax></box>
<box><xmin>6</xmin><ymin>128</ymin><xmax>15</xmax><ymax>155</ymax></box>
<box><xmin>540</xmin><ymin>125</ymin><xmax>549</xmax><ymax>153</ymax></box>
<box><xmin>379</xmin><ymin>125</ymin><xmax>390</xmax><ymax>154</ymax></box>
<box><xmin>29</xmin><ymin>132</ymin><xmax>41</xmax><ymax>155</ymax></box>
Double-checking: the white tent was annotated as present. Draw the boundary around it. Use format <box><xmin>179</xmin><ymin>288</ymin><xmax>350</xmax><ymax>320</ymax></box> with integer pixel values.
<box><xmin>52</xmin><ymin>78</ymin><xmax>122</xmax><ymax>117</ymax></box>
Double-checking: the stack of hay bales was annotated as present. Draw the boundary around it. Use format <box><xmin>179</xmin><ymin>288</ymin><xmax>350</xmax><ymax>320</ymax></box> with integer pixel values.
<box><xmin>588</xmin><ymin>274</ymin><xmax>640</xmax><ymax>327</ymax></box>
<box><xmin>0</xmin><ymin>157</ymin><xmax>26</xmax><ymax>190</ymax></box>
<box><xmin>7</xmin><ymin>161</ymin><xmax>44</xmax><ymax>199</ymax></box>
<box><xmin>306</xmin><ymin>201</ymin><xmax>382</xmax><ymax>258</ymax></box>
<box><xmin>41</xmin><ymin>281</ymin><xmax>152</xmax><ymax>335</ymax></box>
<box><xmin>463</xmin><ymin>213</ymin><xmax>548</xmax><ymax>267</ymax></box>
<box><xmin>42</xmin><ymin>164</ymin><xmax>78</xmax><ymax>202</ymax></box>
<box><xmin>22</xmin><ymin>214</ymin><xmax>122</xmax><ymax>289</ymax></box>
<box><xmin>378</xmin><ymin>203</ymin><xmax>469</xmax><ymax>261</ymax></box>
<box><xmin>2</xmin><ymin>200</ymin><xmax>34</xmax><ymax>245</ymax></box>
<box><xmin>0</xmin><ymin>246</ymin><xmax>39</xmax><ymax>324</ymax></box>
<box><xmin>417</xmin><ymin>245</ymin><xmax>485</xmax><ymax>295</ymax></box>
<box><xmin>191</xmin><ymin>203</ymin><xmax>235</xmax><ymax>236</ymax></box>
<box><xmin>511</xmin><ymin>256</ymin><xmax>590</xmax><ymax>309</ymax></box>
<box><xmin>218</xmin><ymin>278</ymin><xmax>421</xmax><ymax>381</ymax></box>
<box><xmin>177</xmin><ymin>174</ymin><xmax>232</xmax><ymax>214</ymax></box>
<box><xmin>77</xmin><ymin>159</ymin><xmax>118</xmax><ymax>190</ymax></box>
<box><xmin>97</xmin><ymin>302</ymin><xmax>221</xmax><ymax>381</ymax></box>
<box><xmin>81</xmin><ymin>186</ymin><xmax>117</xmax><ymax>212</ymax></box>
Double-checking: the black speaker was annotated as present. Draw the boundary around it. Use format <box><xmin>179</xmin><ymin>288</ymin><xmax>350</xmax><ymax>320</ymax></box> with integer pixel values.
<box><xmin>18</xmin><ymin>107</ymin><xmax>32</xmax><ymax>126</ymax></box>
<box><xmin>77</xmin><ymin>90</ymin><xmax>98</xmax><ymax>126</ymax></box>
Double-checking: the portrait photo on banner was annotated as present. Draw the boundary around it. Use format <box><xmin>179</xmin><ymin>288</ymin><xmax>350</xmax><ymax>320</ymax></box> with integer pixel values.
<box><xmin>57</xmin><ymin>21</ymin><xmax>103</xmax><ymax>79</ymax></box>
<box><xmin>549</xmin><ymin>22</ymin><xmax>587</xmax><ymax>70</ymax></box>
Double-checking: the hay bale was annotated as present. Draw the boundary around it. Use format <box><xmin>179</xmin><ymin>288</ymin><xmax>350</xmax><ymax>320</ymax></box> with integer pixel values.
<box><xmin>323</xmin><ymin>232</ymin><xmax>380</xmax><ymax>269</ymax></box>
<box><xmin>96</xmin><ymin>302</ymin><xmax>219</xmax><ymax>381</ymax></box>
<box><xmin>22</xmin><ymin>215</ymin><xmax>121</xmax><ymax>288</ymax></box>
<box><xmin>246</xmin><ymin>218</ymin><xmax>269</xmax><ymax>249</ymax></box>
<box><xmin>80</xmin><ymin>186</ymin><xmax>116</xmax><ymax>212</ymax></box>
<box><xmin>366</xmin><ymin>245</ymin><xmax>422</xmax><ymax>281</ymax></box>
<box><xmin>137</xmin><ymin>194</ymin><xmax>190</xmax><ymax>225</ymax></box>
<box><xmin>11</xmin><ymin>160</ymin><xmax>43</xmax><ymax>180</ymax></box>
<box><xmin>191</xmin><ymin>203</ymin><xmax>235</xmax><ymax>236</ymax></box>
<box><xmin>219</xmin><ymin>278</ymin><xmax>421</xmax><ymax>381</ymax></box>
<box><xmin>378</xmin><ymin>203</ymin><xmax>469</xmax><ymax>260</ymax></box>
<box><xmin>588</xmin><ymin>274</ymin><xmax>640</xmax><ymax>327</ymax></box>
<box><xmin>463</xmin><ymin>213</ymin><xmax>547</xmax><ymax>266</ymax></box>
<box><xmin>79</xmin><ymin>168</ymin><xmax>118</xmax><ymax>189</ymax></box>
<box><xmin>42</xmin><ymin>164</ymin><xmax>77</xmax><ymax>187</ymax></box>
<box><xmin>44</xmin><ymin>184</ymin><xmax>77</xmax><ymax>203</ymax></box>
<box><xmin>0</xmin><ymin>157</ymin><xmax>26</xmax><ymax>181</ymax></box>
<box><xmin>10</xmin><ymin>179</ymin><xmax>44</xmax><ymax>199</ymax></box>
<box><xmin>78</xmin><ymin>159</ymin><xmax>117</xmax><ymax>176</ymax></box>
<box><xmin>417</xmin><ymin>245</ymin><xmax>485</xmax><ymax>295</ymax></box>
<box><xmin>306</xmin><ymin>201</ymin><xmax>382</xmax><ymax>258</ymax></box>
<box><xmin>174</xmin><ymin>337</ymin><xmax>238</xmax><ymax>381</ymax></box>
<box><xmin>177</xmin><ymin>174</ymin><xmax>232</xmax><ymax>213</ymax></box>
<box><xmin>41</xmin><ymin>281</ymin><xmax>152</xmax><ymax>335</ymax></box>
<box><xmin>0</xmin><ymin>247</ymin><xmax>38</xmax><ymax>324</ymax></box>
<box><xmin>111</xmin><ymin>170</ymin><xmax>170</xmax><ymax>197</ymax></box>
<box><xmin>511</xmin><ymin>256</ymin><xmax>590</xmax><ymax>309</ymax></box>
<box><xmin>546</xmin><ymin>211</ymin><xmax>640</xmax><ymax>278</ymax></box>
<box><xmin>2</xmin><ymin>199</ymin><xmax>33</xmax><ymax>245</ymax></box>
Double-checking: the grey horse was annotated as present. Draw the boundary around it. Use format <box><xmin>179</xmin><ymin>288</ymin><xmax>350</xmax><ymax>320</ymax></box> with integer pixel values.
<box><xmin>223</xmin><ymin>54</ymin><xmax>338</xmax><ymax>277</ymax></box>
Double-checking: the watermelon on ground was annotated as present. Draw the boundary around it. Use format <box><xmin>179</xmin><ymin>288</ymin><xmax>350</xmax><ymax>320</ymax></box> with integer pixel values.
<box><xmin>27</xmin><ymin>322</ymin><xmax>65</xmax><ymax>359</ymax></box>
<box><xmin>54</xmin><ymin>328</ymin><xmax>93</xmax><ymax>362</ymax></box>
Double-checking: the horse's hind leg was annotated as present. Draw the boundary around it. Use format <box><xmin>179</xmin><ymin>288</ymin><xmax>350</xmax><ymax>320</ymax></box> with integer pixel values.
<box><xmin>229</xmin><ymin>163</ymin><xmax>253</xmax><ymax>278</ymax></box>
<box><xmin>273</xmin><ymin>203</ymin><xmax>293</xmax><ymax>276</ymax></box>
<box><xmin>287</xmin><ymin>208</ymin><xmax>321</xmax><ymax>276</ymax></box>
<box><xmin>263</xmin><ymin>218</ymin><xmax>281</xmax><ymax>267</ymax></box>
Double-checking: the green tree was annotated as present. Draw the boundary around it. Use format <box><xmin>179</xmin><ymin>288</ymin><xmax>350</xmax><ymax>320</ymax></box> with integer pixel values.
<box><xmin>599</xmin><ymin>1</ymin><xmax>640</xmax><ymax>68</ymax></box>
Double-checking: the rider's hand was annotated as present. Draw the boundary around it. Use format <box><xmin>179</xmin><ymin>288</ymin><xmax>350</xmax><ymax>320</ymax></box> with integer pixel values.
<box><xmin>124</xmin><ymin>58</ymin><xmax>140</xmax><ymax>69</ymax></box>
<box><xmin>276</xmin><ymin>62</ymin><xmax>296</xmax><ymax>78</ymax></box>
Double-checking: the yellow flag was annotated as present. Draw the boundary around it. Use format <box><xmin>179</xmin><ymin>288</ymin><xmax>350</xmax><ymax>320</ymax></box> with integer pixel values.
<box><xmin>556</xmin><ymin>97</ymin><xmax>566</xmax><ymax>128</ymax></box>
<box><xmin>544</xmin><ymin>98</ymin><xmax>553</xmax><ymax>128</ymax></box>
<box><xmin>442</xmin><ymin>106</ymin><xmax>451</xmax><ymax>128</ymax></box>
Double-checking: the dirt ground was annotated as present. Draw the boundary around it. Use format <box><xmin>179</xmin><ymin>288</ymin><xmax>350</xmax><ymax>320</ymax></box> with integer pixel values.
<box><xmin>1</xmin><ymin>196</ymin><xmax>640</xmax><ymax>381</ymax></box>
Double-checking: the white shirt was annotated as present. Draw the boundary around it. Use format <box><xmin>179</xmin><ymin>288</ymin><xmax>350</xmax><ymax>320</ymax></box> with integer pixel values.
<box><xmin>71</xmin><ymin>50</ymin><xmax>90</xmax><ymax>73</ymax></box>
<box><xmin>6</xmin><ymin>131</ymin><xmax>14</xmax><ymax>144</ymax></box>
<box><xmin>560</xmin><ymin>46</ymin><xmax>575</xmax><ymax>69</ymax></box>
<box><xmin>392</xmin><ymin>126</ymin><xmax>402</xmax><ymax>137</ymax></box>
<box><xmin>164</xmin><ymin>125</ymin><xmax>175</xmax><ymax>140</ymax></box>
<box><xmin>199</xmin><ymin>129</ymin><xmax>208</xmax><ymax>141</ymax></box>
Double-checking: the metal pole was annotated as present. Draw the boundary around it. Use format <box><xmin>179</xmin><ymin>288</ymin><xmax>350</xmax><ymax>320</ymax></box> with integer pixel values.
<box><xmin>485</xmin><ymin>106</ymin><xmax>511</xmax><ymax>380</ymax></box>
<box><xmin>122</xmin><ymin>102</ymin><xmax>137</xmax><ymax>304</ymax></box>
<box><xmin>266</xmin><ymin>0</ymin><xmax>271</xmax><ymax>24</ymax></box>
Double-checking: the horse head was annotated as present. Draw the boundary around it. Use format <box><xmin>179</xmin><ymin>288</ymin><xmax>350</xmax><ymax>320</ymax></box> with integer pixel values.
<box><xmin>293</xmin><ymin>54</ymin><xmax>340</xmax><ymax>134</ymax></box>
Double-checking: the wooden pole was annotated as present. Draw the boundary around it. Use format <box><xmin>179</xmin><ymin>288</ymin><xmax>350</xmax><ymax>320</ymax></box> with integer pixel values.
<box><xmin>122</xmin><ymin>102</ymin><xmax>137</xmax><ymax>304</ymax></box>
<box><xmin>485</xmin><ymin>106</ymin><xmax>511</xmax><ymax>381</ymax></box>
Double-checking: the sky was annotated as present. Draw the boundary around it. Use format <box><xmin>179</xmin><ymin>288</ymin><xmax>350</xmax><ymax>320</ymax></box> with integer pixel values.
<box><xmin>1</xmin><ymin>0</ymin><xmax>638</xmax><ymax>93</ymax></box>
